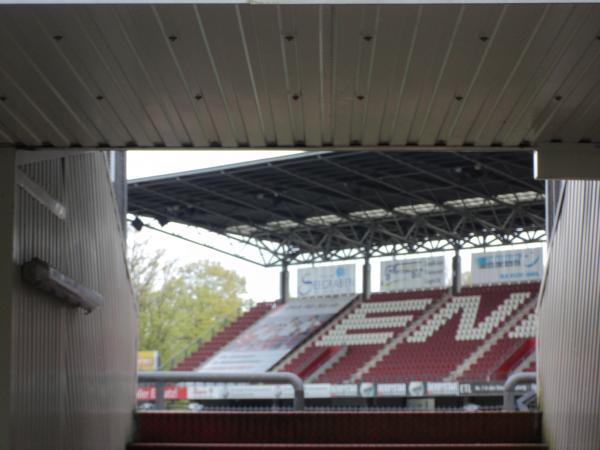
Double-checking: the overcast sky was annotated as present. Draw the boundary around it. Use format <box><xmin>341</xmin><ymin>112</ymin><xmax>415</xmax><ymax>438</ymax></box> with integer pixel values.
<box><xmin>126</xmin><ymin>150</ymin><xmax>544</xmax><ymax>303</ymax></box>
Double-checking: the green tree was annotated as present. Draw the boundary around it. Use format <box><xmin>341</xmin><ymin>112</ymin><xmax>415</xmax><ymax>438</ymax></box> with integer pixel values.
<box><xmin>128</xmin><ymin>240</ymin><xmax>246</xmax><ymax>368</ymax></box>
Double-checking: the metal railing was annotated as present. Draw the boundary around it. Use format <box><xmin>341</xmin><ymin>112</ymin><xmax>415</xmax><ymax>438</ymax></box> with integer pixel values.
<box><xmin>503</xmin><ymin>372</ymin><xmax>537</xmax><ymax>411</ymax></box>
<box><xmin>139</xmin><ymin>371</ymin><xmax>305</xmax><ymax>411</ymax></box>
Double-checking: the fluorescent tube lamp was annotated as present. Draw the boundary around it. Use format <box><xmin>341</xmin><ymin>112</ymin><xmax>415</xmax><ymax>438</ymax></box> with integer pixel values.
<box><xmin>21</xmin><ymin>258</ymin><xmax>104</xmax><ymax>314</ymax></box>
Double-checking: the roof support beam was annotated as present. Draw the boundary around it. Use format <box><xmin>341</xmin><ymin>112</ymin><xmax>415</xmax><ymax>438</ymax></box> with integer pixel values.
<box><xmin>37</xmin><ymin>145</ymin><xmax>530</xmax><ymax>152</ymax></box>
<box><xmin>453</xmin><ymin>152</ymin><xmax>541</xmax><ymax>192</ymax></box>
<box><xmin>534</xmin><ymin>144</ymin><xmax>600</xmax><ymax>180</ymax></box>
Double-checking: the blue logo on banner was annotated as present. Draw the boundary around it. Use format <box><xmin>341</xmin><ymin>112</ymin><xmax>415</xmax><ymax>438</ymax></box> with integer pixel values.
<box><xmin>336</xmin><ymin>267</ymin><xmax>346</xmax><ymax>277</ymax></box>
<box><xmin>524</xmin><ymin>253</ymin><xmax>540</xmax><ymax>268</ymax></box>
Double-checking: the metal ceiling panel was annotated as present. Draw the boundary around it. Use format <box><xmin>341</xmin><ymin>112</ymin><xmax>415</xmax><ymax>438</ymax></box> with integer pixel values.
<box><xmin>0</xmin><ymin>3</ymin><xmax>598</xmax><ymax>150</ymax></box>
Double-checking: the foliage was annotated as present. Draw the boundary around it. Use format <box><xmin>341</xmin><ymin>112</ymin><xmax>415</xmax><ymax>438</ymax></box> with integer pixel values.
<box><xmin>128</xmin><ymin>240</ymin><xmax>247</xmax><ymax>368</ymax></box>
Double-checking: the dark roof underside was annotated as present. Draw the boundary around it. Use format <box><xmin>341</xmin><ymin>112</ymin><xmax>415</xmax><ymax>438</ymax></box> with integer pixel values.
<box><xmin>128</xmin><ymin>151</ymin><xmax>545</xmax><ymax>266</ymax></box>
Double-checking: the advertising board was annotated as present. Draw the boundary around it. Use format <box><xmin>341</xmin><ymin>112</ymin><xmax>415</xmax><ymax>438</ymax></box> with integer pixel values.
<box><xmin>380</xmin><ymin>256</ymin><xmax>446</xmax><ymax>292</ymax></box>
<box><xmin>136</xmin><ymin>385</ymin><xmax>187</xmax><ymax>401</ymax></box>
<box><xmin>297</xmin><ymin>264</ymin><xmax>356</xmax><ymax>297</ymax></box>
<box><xmin>471</xmin><ymin>247</ymin><xmax>543</xmax><ymax>284</ymax></box>
<box><xmin>376</xmin><ymin>383</ymin><xmax>407</xmax><ymax>397</ymax></box>
<box><xmin>137</xmin><ymin>351</ymin><xmax>159</xmax><ymax>372</ymax></box>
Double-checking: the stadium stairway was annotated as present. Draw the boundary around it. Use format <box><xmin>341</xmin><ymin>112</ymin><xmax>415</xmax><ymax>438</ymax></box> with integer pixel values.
<box><xmin>128</xmin><ymin>410</ymin><xmax>546</xmax><ymax>449</ymax></box>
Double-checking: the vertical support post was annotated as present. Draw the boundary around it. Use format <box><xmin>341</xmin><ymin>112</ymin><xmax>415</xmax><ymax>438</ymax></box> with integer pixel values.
<box><xmin>452</xmin><ymin>248</ymin><xmax>461</xmax><ymax>295</ymax></box>
<box><xmin>280</xmin><ymin>259</ymin><xmax>290</xmax><ymax>302</ymax></box>
<box><xmin>362</xmin><ymin>253</ymin><xmax>371</xmax><ymax>301</ymax></box>
<box><xmin>155</xmin><ymin>382</ymin><xmax>166</xmax><ymax>410</ymax></box>
<box><xmin>0</xmin><ymin>150</ymin><xmax>16</xmax><ymax>450</ymax></box>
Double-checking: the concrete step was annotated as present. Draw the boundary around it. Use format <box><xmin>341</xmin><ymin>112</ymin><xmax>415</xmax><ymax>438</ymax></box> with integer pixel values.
<box><xmin>129</xmin><ymin>443</ymin><xmax>547</xmax><ymax>449</ymax></box>
<box><xmin>133</xmin><ymin>411</ymin><xmax>542</xmax><ymax>445</ymax></box>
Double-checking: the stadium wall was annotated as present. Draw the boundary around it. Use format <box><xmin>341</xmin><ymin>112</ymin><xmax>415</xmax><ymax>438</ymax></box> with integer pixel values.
<box><xmin>538</xmin><ymin>180</ymin><xmax>600</xmax><ymax>450</ymax></box>
<box><xmin>3</xmin><ymin>151</ymin><xmax>136</xmax><ymax>450</ymax></box>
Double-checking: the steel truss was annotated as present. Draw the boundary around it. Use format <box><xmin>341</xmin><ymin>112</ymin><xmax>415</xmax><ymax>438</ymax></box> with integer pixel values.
<box><xmin>128</xmin><ymin>151</ymin><xmax>546</xmax><ymax>267</ymax></box>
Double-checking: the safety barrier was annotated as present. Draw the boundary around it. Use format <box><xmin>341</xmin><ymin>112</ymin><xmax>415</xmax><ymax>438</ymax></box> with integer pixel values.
<box><xmin>138</xmin><ymin>371</ymin><xmax>305</xmax><ymax>410</ymax></box>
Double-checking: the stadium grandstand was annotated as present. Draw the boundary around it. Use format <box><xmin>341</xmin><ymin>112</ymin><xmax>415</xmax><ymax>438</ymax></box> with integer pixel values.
<box><xmin>2</xmin><ymin>2</ymin><xmax>600</xmax><ymax>450</ymax></box>
<box><xmin>130</xmin><ymin>151</ymin><xmax>543</xmax><ymax>409</ymax></box>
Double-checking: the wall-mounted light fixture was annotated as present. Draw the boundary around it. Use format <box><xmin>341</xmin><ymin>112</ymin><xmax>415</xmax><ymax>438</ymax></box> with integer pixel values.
<box><xmin>21</xmin><ymin>258</ymin><xmax>104</xmax><ymax>314</ymax></box>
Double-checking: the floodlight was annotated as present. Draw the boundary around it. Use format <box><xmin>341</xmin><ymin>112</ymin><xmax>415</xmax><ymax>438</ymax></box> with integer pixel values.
<box><xmin>132</xmin><ymin>217</ymin><xmax>144</xmax><ymax>231</ymax></box>
<box><xmin>21</xmin><ymin>258</ymin><xmax>104</xmax><ymax>314</ymax></box>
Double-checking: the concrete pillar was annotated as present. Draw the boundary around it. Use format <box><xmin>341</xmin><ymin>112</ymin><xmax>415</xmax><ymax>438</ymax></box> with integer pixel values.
<box><xmin>0</xmin><ymin>149</ymin><xmax>16</xmax><ymax>450</ymax></box>
<box><xmin>362</xmin><ymin>255</ymin><xmax>371</xmax><ymax>300</ymax></box>
<box><xmin>451</xmin><ymin>249</ymin><xmax>461</xmax><ymax>295</ymax></box>
<box><xmin>280</xmin><ymin>261</ymin><xmax>290</xmax><ymax>302</ymax></box>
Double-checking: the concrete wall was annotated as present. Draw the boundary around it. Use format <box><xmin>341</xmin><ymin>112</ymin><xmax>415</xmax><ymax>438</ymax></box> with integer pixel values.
<box><xmin>538</xmin><ymin>180</ymin><xmax>600</xmax><ymax>449</ymax></box>
<box><xmin>5</xmin><ymin>151</ymin><xmax>136</xmax><ymax>450</ymax></box>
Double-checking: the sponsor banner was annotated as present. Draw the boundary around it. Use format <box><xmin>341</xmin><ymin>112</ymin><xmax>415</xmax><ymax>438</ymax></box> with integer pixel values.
<box><xmin>298</xmin><ymin>264</ymin><xmax>356</xmax><ymax>297</ymax></box>
<box><xmin>226</xmin><ymin>384</ymin><xmax>278</xmax><ymax>399</ymax></box>
<box><xmin>278</xmin><ymin>385</ymin><xmax>295</xmax><ymax>399</ymax></box>
<box><xmin>380</xmin><ymin>257</ymin><xmax>446</xmax><ymax>292</ymax></box>
<box><xmin>426</xmin><ymin>382</ymin><xmax>459</xmax><ymax>396</ymax></box>
<box><xmin>330</xmin><ymin>384</ymin><xmax>358</xmax><ymax>397</ymax></box>
<box><xmin>187</xmin><ymin>384</ymin><xmax>227</xmax><ymax>400</ymax></box>
<box><xmin>136</xmin><ymin>385</ymin><xmax>187</xmax><ymax>401</ymax></box>
<box><xmin>200</xmin><ymin>296</ymin><xmax>353</xmax><ymax>373</ymax></box>
<box><xmin>359</xmin><ymin>383</ymin><xmax>376</xmax><ymax>398</ymax></box>
<box><xmin>136</xmin><ymin>386</ymin><xmax>155</xmax><ymax>401</ymax></box>
<box><xmin>185</xmin><ymin>383</ymin><xmax>333</xmax><ymax>400</ymax></box>
<box><xmin>459</xmin><ymin>382</ymin><xmax>536</xmax><ymax>396</ymax></box>
<box><xmin>471</xmin><ymin>247</ymin><xmax>543</xmax><ymax>285</ymax></box>
<box><xmin>408</xmin><ymin>381</ymin><xmax>426</xmax><ymax>397</ymax></box>
<box><xmin>137</xmin><ymin>351</ymin><xmax>159</xmax><ymax>372</ymax></box>
<box><xmin>376</xmin><ymin>383</ymin><xmax>407</xmax><ymax>398</ymax></box>
<box><xmin>305</xmin><ymin>384</ymin><xmax>332</xmax><ymax>398</ymax></box>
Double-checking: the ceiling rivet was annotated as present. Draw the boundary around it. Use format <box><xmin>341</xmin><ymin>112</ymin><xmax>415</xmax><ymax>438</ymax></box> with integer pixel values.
<box><xmin>363</xmin><ymin>35</ymin><xmax>373</xmax><ymax>42</ymax></box>
<box><xmin>357</xmin><ymin>95</ymin><xmax>365</xmax><ymax>101</ymax></box>
<box><xmin>455</xmin><ymin>95</ymin><xmax>464</xmax><ymax>101</ymax></box>
<box><xmin>168</xmin><ymin>35</ymin><xmax>178</xmax><ymax>42</ymax></box>
<box><xmin>292</xmin><ymin>94</ymin><xmax>300</xmax><ymax>101</ymax></box>
<box><xmin>285</xmin><ymin>35</ymin><xmax>295</xmax><ymax>42</ymax></box>
<box><xmin>479</xmin><ymin>36</ymin><xmax>489</xmax><ymax>42</ymax></box>
<box><xmin>53</xmin><ymin>35</ymin><xmax>63</xmax><ymax>41</ymax></box>
<box><xmin>554</xmin><ymin>95</ymin><xmax>562</xmax><ymax>101</ymax></box>
<box><xmin>195</xmin><ymin>94</ymin><xmax>203</xmax><ymax>100</ymax></box>
<box><xmin>96</xmin><ymin>95</ymin><xmax>104</xmax><ymax>101</ymax></box>
<box><xmin>0</xmin><ymin>96</ymin><xmax>6</xmax><ymax>102</ymax></box>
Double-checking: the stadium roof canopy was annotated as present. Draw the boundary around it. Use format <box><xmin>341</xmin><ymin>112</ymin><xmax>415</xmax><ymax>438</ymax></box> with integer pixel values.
<box><xmin>128</xmin><ymin>151</ymin><xmax>546</xmax><ymax>266</ymax></box>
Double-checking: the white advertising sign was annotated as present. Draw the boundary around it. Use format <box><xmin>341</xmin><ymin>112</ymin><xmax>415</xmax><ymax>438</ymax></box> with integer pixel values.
<box><xmin>426</xmin><ymin>382</ymin><xmax>459</xmax><ymax>396</ymax></box>
<box><xmin>376</xmin><ymin>383</ymin><xmax>407</xmax><ymax>397</ymax></box>
<box><xmin>471</xmin><ymin>247</ymin><xmax>543</xmax><ymax>284</ymax></box>
<box><xmin>200</xmin><ymin>296</ymin><xmax>353</xmax><ymax>373</ymax></box>
<box><xmin>380</xmin><ymin>256</ymin><xmax>446</xmax><ymax>292</ymax></box>
<box><xmin>359</xmin><ymin>383</ymin><xmax>376</xmax><ymax>398</ymax></box>
<box><xmin>330</xmin><ymin>384</ymin><xmax>358</xmax><ymax>397</ymax></box>
<box><xmin>297</xmin><ymin>264</ymin><xmax>356</xmax><ymax>297</ymax></box>
<box><xmin>305</xmin><ymin>384</ymin><xmax>332</xmax><ymax>398</ymax></box>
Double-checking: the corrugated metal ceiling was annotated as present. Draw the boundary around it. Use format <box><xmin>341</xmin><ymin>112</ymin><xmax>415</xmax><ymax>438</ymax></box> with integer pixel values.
<box><xmin>0</xmin><ymin>3</ymin><xmax>598</xmax><ymax>150</ymax></box>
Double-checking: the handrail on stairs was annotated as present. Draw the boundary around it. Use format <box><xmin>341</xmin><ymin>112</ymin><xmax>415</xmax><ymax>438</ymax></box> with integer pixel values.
<box><xmin>138</xmin><ymin>371</ymin><xmax>305</xmax><ymax>411</ymax></box>
<box><xmin>503</xmin><ymin>371</ymin><xmax>537</xmax><ymax>411</ymax></box>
